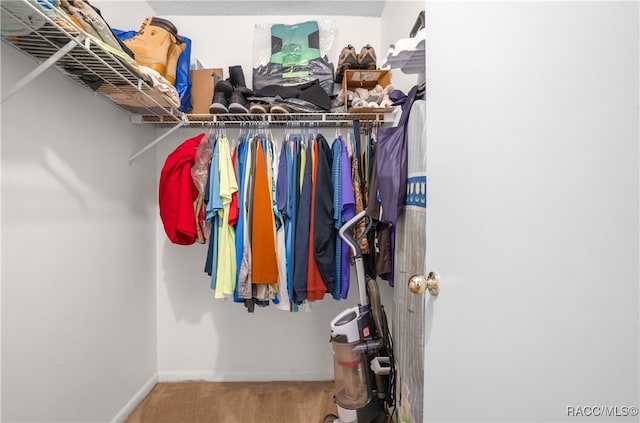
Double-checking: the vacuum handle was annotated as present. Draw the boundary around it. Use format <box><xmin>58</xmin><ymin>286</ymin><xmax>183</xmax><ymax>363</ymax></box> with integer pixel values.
<box><xmin>339</xmin><ymin>211</ymin><xmax>372</xmax><ymax>259</ymax></box>
<box><xmin>339</xmin><ymin>211</ymin><xmax>373</xmax><ymax>306</ymax></box>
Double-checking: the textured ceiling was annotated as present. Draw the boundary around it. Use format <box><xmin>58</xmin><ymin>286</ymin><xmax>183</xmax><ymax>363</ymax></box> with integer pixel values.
<box><xmin>147</xmin><ymin>1</ymin><xmax>387</xmax><ymax>17</ymax></box>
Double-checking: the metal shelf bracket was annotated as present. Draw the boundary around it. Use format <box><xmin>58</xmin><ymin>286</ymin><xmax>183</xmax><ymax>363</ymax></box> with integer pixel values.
<box><xmin>128</xmin><ymin>114</ymin><xmax>189</xmax><ymax>164</ymax></box>
<box><xmin>2</xmin><ymin>35</ymin><xmax>83</xmax><ymax>104</ymax></box>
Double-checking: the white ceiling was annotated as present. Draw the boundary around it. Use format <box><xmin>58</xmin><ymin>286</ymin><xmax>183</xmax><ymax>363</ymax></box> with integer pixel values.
<box><xmin>147</xmin><ymin>0</ymin><xmax>387</xmax><ymax>17</ymax></box>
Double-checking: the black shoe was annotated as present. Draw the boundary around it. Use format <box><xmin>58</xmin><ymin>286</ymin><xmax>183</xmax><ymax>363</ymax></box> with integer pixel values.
<box><xmin>209</xmin><ymin>79</ymin><xmax>233</xmax><ymax>113</ymax></box>
<box><xmin>214</xmin><ymin>79</ymin><xmax>233</xmax><ymax>98</ymax></box>
<box><xmin>228</xmin><ymin>89</ymin><xmax>250</xmax><ymax>114</ymax></box>
<box><xmin>209</xmin><ymin>92</ymin><xmax>229</xmax><ymax>113</ymax></box>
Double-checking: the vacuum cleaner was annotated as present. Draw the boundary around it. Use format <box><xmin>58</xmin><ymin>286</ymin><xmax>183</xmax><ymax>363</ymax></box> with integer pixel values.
<box><xmin>324</xmin><ymin>211</ymin><xmax>396</xmax><ymax>423</ymax></box>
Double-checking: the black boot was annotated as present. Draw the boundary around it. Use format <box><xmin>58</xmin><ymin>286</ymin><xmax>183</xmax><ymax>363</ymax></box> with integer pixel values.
<box><xmin>209</xmin><ymin>79</ymin><xmax>233</xmax><ymax>114</ymax></box>
<box><xmin>228</xmin><ymin>89</ymin><xmax>250</xmax><ymax>114</ymax></box>
<box><xmin>228</xmin><ymin>65</ymin><xmax>253</xmax><ymax>96</ymax></box>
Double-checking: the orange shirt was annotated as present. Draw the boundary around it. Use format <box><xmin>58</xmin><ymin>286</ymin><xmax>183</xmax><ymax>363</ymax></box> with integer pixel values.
<box><xmin>251</xmin><ymin>140</ymin><xmax>279</xmax><ymax>284</ymax></box>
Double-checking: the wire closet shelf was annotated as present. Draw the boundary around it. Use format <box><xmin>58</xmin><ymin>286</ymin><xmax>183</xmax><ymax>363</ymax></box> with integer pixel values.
<box><xmin>1</xmin><ymin>0</ymin><xmax>182</xmax><ymax>121</ymax></box>
<box><xmin>2</xmin><ymin>0</ymin><xmax>395</xmax><ymax>129</ymax></box>
<box><xmin>138</xmin><ymin>111</ymin><xmax>391</xmax><ymax>128</ymax></box>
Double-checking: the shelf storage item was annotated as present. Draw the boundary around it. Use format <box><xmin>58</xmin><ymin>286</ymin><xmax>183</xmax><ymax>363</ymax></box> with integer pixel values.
<box><xmin>342</xmin><ymin>69</ymin><xmax>393</xmax><ymax>113</ymax></box>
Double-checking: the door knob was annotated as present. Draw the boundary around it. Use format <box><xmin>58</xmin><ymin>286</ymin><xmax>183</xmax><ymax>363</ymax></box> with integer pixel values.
<box><xmin>408</xmin><ymin>272</ymin><xmax>440</xmax><ymax>296</ymax></box>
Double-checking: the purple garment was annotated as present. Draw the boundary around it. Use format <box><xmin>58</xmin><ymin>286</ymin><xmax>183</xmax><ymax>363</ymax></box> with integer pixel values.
<box><xmin>376</xmin><ymin>86</ymin><xmax>418</xmax><ymax>225</ymax></box>
<box><xmin>276</xmin><ymin>140</ymin><xmax>288</xmax><ymax>211</ymax></box>
<box><xmin>340</xmin><ymin>137</ymin><xmax>356</xmax><ymax>299</ymax></box>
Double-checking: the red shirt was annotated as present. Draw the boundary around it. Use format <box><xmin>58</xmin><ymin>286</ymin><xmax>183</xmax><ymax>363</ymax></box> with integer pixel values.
<box><xmin>159</xmin><ymin>134</ymin><xmax>205</xmax><ymax>245</ymax></box>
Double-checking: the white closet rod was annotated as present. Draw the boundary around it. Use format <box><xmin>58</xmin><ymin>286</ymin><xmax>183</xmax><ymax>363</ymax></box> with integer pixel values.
<box><xmin>128</xmin><ymin>114</ymin><xmax>384</xmax><ymax>163</ymax></box>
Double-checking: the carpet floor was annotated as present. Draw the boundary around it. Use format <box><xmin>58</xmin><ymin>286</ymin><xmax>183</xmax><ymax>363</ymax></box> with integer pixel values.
<box><xmin>125</xmin><ymin>381</ymin><xmax>338</xmax><ymax>423</ymax></box>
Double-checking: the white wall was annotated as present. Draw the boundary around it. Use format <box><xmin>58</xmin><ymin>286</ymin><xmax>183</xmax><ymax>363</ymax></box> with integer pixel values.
<box><xmin>1</xmin><ymin>45</ymin><xmax>158</xmax><ymax>422</ymax></box>
<box><xmin>424</xmin><ymin>2</ymin><xmax>639</xmax><ymax>421</ymax></box>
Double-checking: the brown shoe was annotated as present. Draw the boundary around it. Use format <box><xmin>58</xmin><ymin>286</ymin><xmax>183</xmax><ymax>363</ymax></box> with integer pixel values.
<box><xmin>335</xmin><ymin>44</ymin><xmax>358</xmax><ymax>83</ymax></box>
<box><xmin>358</xmin><ymin>44</ymin><xmax>377</xmax><ymax>70</ymax></box>
<box><xmin>270</xmin><ymin>104</ymin><xmax>291</xmax><ymax>114</ymax></box>
<box><xmin>124</xmin><ymin>17</ymin><xmax>176</xmax><ymax>75</ymax></box>
<box><xmin>250</xmin><ymin>102</ymin><xmax>271</xmax><ymax>114</ymax></box>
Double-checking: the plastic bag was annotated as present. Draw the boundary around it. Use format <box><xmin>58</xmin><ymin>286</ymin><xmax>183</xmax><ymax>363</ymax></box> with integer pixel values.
<box><xmin>191</xmin><ymin>135</ymin><xmax>213</xmax><ymax>242</ymax></box>
<box><xmin>253</xmin><ymin>20</ymin><xmax>337</xmax><ymax>95</ymax></box>
<box><xmin>175</xmin><ymin>36</ymin><xmax>192</xmax><ymax>112</ymax></box>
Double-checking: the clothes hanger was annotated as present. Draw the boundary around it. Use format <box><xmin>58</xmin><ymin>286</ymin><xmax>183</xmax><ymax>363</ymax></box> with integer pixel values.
<box><xmin>208</xmin><ymin>122</ymin><xmax>215</xmax><ymax>142</ymax></box>
<box><xmin>346</xmin><ymin>129</ymin><xmax>354</xmax><ymax>157</ymax></box>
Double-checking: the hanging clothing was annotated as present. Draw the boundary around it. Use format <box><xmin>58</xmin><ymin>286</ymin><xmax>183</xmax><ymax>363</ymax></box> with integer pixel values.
<box><xmin>251</xmin><ymin>138</ymin><xmax>279</xmax><ymax>284</ymax></box>
<box><xmin>159</xmin><ymin>133</ymin><xmax>206</xmax><ymax>245</ymax></box>
<box><xmin>339</xmin><ymin>136</ymin><xmax>356</xmax><ymax>298</ymax></box>
<box><xmin>255</xmin><ymin>136</ymin><xmax>279</xmax><ymax>302</ymax></box>
<box><xmin>228</xmin><ymin>148</ymin><xmax>239</xmax><ymax>226</ymax></box>
<box><xmin>331</xmin><ymin>136</ymin><xmax>356</xmax><ymax>299</ymax></box>
<box><xmin>214</xmin><ymin>137</ymin><xmax>239</xmax><ymax>298</ymax></box>
<box><xmin>192</xmin><ymin>135</ymin><xmax>213</xmax><ymax>244</ymax></box>
<box><xmin>275</xmin><ymin>215</ymin><xmax>290</xmax><ymax>310</ymax></box>
<box><xmin>375</xmin><ymin>86</ymin><xmax>419</xmax><ymax>225</ymax></box>
<box><xmin>332</xmin><ymin>137</ymin><xmax>343</xmax><ymax>300</ymax></box>
<box><xmin>285</xmin><ymin>138</ymin><xmax>299</xmax><ymax>305</ymax></box>
<box><xmin>276</xmin><ymin>140</ymin><xmax>288</xmax><ymax>212</ymax></box>
<box><xmin>238</xmin><ymin>137</ymin><xmax>254</xmax><ymax>300</ymax></box>
<box><xmin>350</xmin><ymin>152</ymin><xmax>370</xmax><ymax>257</ymax></box>
<box><xmin>234</xmin><ymin>139</ymin><xmax>249</xmax><ymax>303</ymax></box>
<box><xmin>204</xmin><ymin>138</ymin><xmax>222</xmax><ymax>290</ymax></box>
<box><xmin>161</xmin><ymin>126</ymin><xmax>374</xmax><ymax>310</ymax></box>
<box><xmin>365</xmin><ymin>142</ymin><xmax>394</xmax><ymax>283</ymax></box>
<box><xmin>275</xmin><ymin>142</ymin><xmax>291</xmax><ymax>310</ymax></box>
<box><xmin>307</xmin><ymin>138</ymin><xmax>327</xmax><ymax>301</ymax></box>
<box><xmin>313</xmin><ymin>134</ymin><xmax>336</xmax><ymax>295</ymax></box>
<box><xmin>269</xmin><ymin>137</ymin><xmax>281</xmax><ymax>227</ymax></box>
<box><xmin>292</xmin><ymin>141</ymin><xmax>312</xmax><ymax>304</ymax></box>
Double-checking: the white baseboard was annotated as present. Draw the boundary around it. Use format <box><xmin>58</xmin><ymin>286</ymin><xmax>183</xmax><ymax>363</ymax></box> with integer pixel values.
<box><xmin>158</xmin><ymin>370</ymin><xmax>333</xmax><ymax>383</ymax></box>
<box><xmin>111</xmin><ymin>373</ymin><xmax>158</xmax><ymax>423</ymax></box>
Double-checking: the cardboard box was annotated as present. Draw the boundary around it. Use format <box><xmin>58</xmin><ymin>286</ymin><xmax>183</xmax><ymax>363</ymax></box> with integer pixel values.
<box><xmin>343</xmin><ymin>69</ymin><xmax>391</xmax><ymax>92</ymax></box>
<box><xmin>189</xmin><ymin>68</ymin><xmax>223</xmax><ymax>114</ymax></box>
<box><xmin>342</xmin><ymin>69</ymin><xmax>393</xmax><ymax>113</ymax></box>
